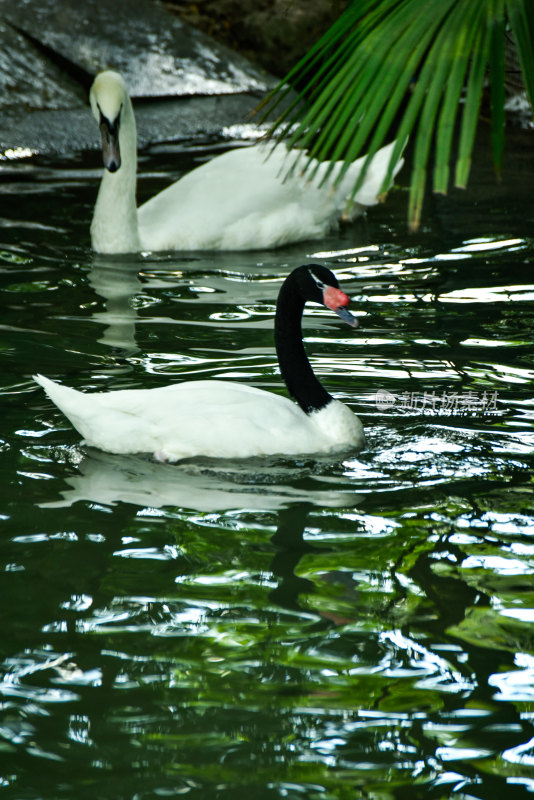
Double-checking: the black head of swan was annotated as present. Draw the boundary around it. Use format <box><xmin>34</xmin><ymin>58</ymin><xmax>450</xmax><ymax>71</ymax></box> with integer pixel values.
<box><xmin>34</xmin><ymin>265</ymin><xmax>365</xmax><ymax>460</ymax></box>
<box><xmin>88</xmin><ymin>70</ymin><xmax>403</xmax><ymax>253</ymax></box>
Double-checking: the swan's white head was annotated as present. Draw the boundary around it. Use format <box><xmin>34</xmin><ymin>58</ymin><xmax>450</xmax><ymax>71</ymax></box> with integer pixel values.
<box><xmin>90</xmin><ymin>71</ymin><xmax>126</xmax><ymax>124</ymax></box>
<box><xmin>90</xmin><ymin>71</ymin><xmax>128</xmax><ymax>173</ymax></box>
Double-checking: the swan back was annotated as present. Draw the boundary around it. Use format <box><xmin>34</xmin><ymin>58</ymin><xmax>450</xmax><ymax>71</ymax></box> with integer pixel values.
<box><xmin>137</xmin><ymin>142</ymin><xmax>403</xmax><ymax>251</ymax></box>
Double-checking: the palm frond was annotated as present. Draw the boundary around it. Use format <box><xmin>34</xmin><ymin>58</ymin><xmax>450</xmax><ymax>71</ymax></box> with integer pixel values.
<box><xmin>263</xmin><ymin>0</ymin><xmax>534</xmax><ymax>230</ymax></box>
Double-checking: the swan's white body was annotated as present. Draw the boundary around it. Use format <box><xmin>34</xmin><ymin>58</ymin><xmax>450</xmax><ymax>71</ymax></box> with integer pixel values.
<box><xmin>90</xmin><ymin>71</ymin><xmax>403</xmax><ymax>253</ymax></box>
<box><xmin>34</xmin><ymin>375</ymin><xmax>363</xmax><ymax>461</ymax></box>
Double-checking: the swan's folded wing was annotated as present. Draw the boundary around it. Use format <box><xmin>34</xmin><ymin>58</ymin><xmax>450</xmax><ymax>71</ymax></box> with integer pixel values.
<box><xmin>142</xmin><ymin>380</ymin><xmax>317</xmax><ymax>459</ymax></box>
<box><xmin>138</xmin><ymin>142</ymin><xmax>403</xmax><ymax>251</ymax></box>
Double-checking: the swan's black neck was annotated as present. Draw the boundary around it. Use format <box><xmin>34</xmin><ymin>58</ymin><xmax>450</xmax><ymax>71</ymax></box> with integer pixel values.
<box><xmin>274</xmin><ymin>271</ymin><xmax>332</xmax><ymax>415</ymax></box>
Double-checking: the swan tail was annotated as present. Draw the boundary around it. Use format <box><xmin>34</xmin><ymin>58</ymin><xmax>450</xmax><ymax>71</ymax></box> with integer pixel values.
<box><xmin>339</xmin><ymin>140</ymin><xmax>404</xmax><ymax>212</ymax></box>
<box><xmin>34</xmin><ymin>374</ymin><xmax>96</xmax><ymax>440</ymax></box>
<box><xmin>34</xmin><ymin>374</ymin><xmax>165</xmax><ymax>455</ymax></box>
<box><xmin>307</xmin><ymin>139</ymin><xmax>404</xmax><ymax>215</ymax></box>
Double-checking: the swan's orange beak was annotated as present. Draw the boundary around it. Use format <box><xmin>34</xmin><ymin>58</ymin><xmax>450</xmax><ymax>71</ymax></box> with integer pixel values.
<box><xmin>322</xmin><ymin>286</ymin><xmax>358</xmax><ymax>327</ymax></box>
<box><xmin>100</xmin><ymin>114</ymin><xmax>121</xmax><ymax>173</ymax></box>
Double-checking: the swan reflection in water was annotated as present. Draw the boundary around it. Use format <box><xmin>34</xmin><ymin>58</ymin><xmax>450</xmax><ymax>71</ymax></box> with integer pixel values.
<box><xmin>41</xmin><ymin>448</ymin><xmax>362</xmax><ymax>513</ymax></box>
<box><xmin>86</xmin><ymin>251</ymin><xmax>319</xmax><ymax>357</ymax></box>
<box><xmin>88</xmin><ymin>257</ymin><xmax>142</xmax><ymax>354</ymax></box>
<box><xmin>41</xmin><ymin>448</ymin><xmax>363</xmax><ymax>624</ymax></box>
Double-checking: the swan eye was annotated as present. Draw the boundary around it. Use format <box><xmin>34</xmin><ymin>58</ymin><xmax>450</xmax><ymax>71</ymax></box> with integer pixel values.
<box><xmin>308</xmin><ymin>269</ymin><xmax>326</xmax><ymax>290</ymax></box>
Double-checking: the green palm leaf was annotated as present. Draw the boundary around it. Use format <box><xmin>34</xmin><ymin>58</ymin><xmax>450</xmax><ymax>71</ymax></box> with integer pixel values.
<box><xmin>264</xmin><ymin>0</ymin><xmax>534</xmax><ymax>230</ymax></box>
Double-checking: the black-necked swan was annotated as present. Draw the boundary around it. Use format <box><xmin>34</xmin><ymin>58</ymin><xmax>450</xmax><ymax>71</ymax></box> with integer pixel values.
<box><xmin>34</xmin><ymin>265</ymin><xmax>364</xmax><ymax>460</ymax></box>
<box><xmin>89</xmin><ymin>70</ymin><xmax>404</xmax><ymax>253</ymax></box>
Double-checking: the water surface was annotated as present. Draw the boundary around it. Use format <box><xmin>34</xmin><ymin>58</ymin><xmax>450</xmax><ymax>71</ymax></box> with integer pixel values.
<box><xmin>1</xmin><ymin>131</ymin><xmax>534</xmax><ymax>800</ymax></box>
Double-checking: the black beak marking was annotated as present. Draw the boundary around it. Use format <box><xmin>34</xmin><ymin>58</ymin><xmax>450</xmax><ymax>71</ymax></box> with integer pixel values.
<box><xmin>98</xmin><ymin>104</ymin><xmax>122</xmax><ymax>173</ymax></box>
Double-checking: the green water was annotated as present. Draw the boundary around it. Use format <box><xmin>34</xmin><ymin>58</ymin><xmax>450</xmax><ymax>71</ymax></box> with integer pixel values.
<box><xmin>1</xmin><ymin>132</ymin><xmax>534</xmax><ymax>800</ymax></box>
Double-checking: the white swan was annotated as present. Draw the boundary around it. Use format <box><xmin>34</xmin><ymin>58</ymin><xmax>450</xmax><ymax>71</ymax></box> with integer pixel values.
<box><xmin>34</xmin><ymin>265</ymin><xmax>364</xmax><ymax>460</ymax></box>
<box><xmin>89</xmin><ymin>71</ymin><xmax>403</xmax><ymax>253</ymax></box>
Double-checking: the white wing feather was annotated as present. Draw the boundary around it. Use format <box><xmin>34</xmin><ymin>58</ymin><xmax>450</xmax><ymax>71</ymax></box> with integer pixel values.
<box><xmin>137</xmin><ymin>141</ymin><xmax>403</xmax><ymax>251</ymax></box>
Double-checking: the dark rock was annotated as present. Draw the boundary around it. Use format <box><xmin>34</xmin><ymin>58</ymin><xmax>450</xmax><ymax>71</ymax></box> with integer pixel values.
<box><xmin>0</xmin><ymin>20</ymin><xmax>86</xmax><ymax>112</ymax></box>
<box><xmin>163</xmin><ymin>0</ymin><xmax>350</xmax><ymax>77</ymax></box>
<box><xmin>0</xmin><ymin>0</ymin><xmax>281</xmax><ymax>155</ymax></box>
<box><xmin>0</xmin><ymin>0</ymin><xmax>276</xmax><ymax>101</ymax></box>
